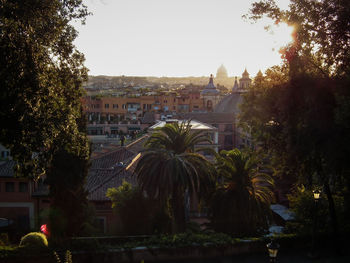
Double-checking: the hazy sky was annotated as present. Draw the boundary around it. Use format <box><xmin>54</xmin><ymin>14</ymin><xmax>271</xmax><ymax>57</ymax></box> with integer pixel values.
<box><xmin>73</xmin><ymin>0</ymin><xmax>292</xmax><ymax>77</ymax></box>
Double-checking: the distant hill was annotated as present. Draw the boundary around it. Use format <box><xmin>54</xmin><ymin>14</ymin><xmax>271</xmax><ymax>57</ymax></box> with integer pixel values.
<box><xmin>85</xmin><ymin>75</ymin><xmax>237</xmax><ymax>90</ymax></box>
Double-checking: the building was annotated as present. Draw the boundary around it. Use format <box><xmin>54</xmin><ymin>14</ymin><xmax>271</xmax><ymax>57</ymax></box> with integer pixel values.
<box><xmin>177</xmin><ymin>113</ymin><xmax>236</xmax><ymax>151</ymax></box>
<box><xmin>214</xmin><ymin>69</ymin><xmax>253</xmax><ymax>148</ymax></box>
<box><xmin>216</xmin><ymin>64</ymin><xmax>228</xmax><ymax>79</ymax></box>
<box><xmin>0</xmin><ymin>148</ymin><xmax>50</xmax><ymax>236</ymax></box>
<box><xmin>200</xmin><ymin>74</ymin><xmax>221</xmax><ymax>112</ymax></box>
<box><xmin>239</xmin><ymin>68</ymin><xmax>252</xmax><ymax>90</ymax></box>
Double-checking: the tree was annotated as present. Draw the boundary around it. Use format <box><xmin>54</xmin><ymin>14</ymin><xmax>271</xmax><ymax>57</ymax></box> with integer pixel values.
<box><xmin>240</xmin><ymin>0</ymin><xmax>350</xmax><ymax>250</ymax></box>
<box><xmin>0</xmin><ymin>0</ymin><xmax>91</xmax><ymax>239</ymax></box>
<box><xmin>0</xmin><ymin>0</ymin><xmax>89</xmax><ymax>177</ymax></box>
<box><xmin>134</xmin><ymin>121</ymin><xmax>215</xmax><ymax>233</ymax></box>
<box><xmin>209</xmin><ymin>149</ymin><xmax>274</xmax><ymax>236</ymax></box>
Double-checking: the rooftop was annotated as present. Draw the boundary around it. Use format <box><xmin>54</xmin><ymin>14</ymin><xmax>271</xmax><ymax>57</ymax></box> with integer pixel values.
<box><xmin>149</xmin><ymin>119</ymin><xmax>218</xmax><ymax>131</ymax></box>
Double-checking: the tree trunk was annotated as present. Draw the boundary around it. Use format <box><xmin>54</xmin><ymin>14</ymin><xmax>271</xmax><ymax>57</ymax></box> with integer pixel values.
<box><xmin>323</xmin><ymin>180</ymin><xmax>341</xmax><ymax>254</ymax></box>
<box><xmin>171</xmin><ymin>188</ymin><xmax>186</xmax><ymax>233</ymax></box>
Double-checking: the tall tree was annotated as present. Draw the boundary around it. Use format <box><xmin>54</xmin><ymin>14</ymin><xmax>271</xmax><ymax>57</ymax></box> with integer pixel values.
<box><xmin>241</xmin><ymin>0</ymin><xmax>350</xmax><ymax>250</ymax></box>
<box><xmin>0</xmin><ymin>0</ymin><xmax>91</xmax><ymax>238</ymax></box>
<box><xmin>0</xmin><ymin>0</ymin><xmax>89</xmax><ymax>177</ymax></box>
<box><xmin>134</xmin><ymin>121</ymin><xmax>215</xmax><ymax>233</ymax></box>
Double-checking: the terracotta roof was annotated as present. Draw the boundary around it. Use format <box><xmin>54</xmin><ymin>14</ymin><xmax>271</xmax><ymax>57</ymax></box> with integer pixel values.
<box><xmin>86</xmin><ymin>139</ymin><xmax>148</xmax><ymax>201</ymax></box>
<box><xmin>0</xmin><ymin>160</ymin><xmax>15</xmax><ymax>177</ymax></box>
<box><xmin>177</xmin><ymin>112</ymin><xmax>235</xmax><ymax>124</ymax></box>
<box><xmin>125</xmin><ymin>135</ymin><xmax>149</xmax><ymax>154</ymax></box>
<box><xmin>86</xmin><ymin>168</ymin><xmax>137</xmax><ymax>201</ymax></box>
<box><xmin>91</xmin><ymin>147</ymin><xmax>135</xmax><ymax>170</ymax></box>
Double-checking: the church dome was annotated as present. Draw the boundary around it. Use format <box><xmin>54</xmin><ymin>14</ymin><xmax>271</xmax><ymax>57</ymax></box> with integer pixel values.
<box><xmin>216</xmin><ymin>64</ymin><xmax>228</xmax><ymax>79</ymax></box>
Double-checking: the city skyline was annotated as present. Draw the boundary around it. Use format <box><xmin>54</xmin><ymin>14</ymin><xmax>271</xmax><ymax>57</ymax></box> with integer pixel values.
<box><xmin>73</xmin><ymin>0</ymin><xmax>293</xmax><ymax>77</ymax></box>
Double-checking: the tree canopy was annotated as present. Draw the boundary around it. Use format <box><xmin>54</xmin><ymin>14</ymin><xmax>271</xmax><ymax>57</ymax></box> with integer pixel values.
<box><xmin>240</xmin><ymin>0</ymin><xmax>350</xmax><ymax>247</ymax></box>
<box><xmin>135</xmin><ymin>121</ymin><xmax>215</xmax><ymax>232</ymax></box>
<box><xmin>210</xmin><ymin>149</ymin><xmax>274</xmax><ymax>236</ymax></box>
<box><xmin>0</xmin><ymin>0</ymin><xmax>90</xmax><ymax>177</ymax></box>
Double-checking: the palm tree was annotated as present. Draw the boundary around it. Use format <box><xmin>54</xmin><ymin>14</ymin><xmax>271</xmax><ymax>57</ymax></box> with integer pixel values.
<box><xmin>144</xmin><ymin>120</ymin><xmax>213</xmax><ymax>154</ymax></box>
<box><xmin>134</xmin><ymin>120</ymin><xmax>215</xmax><ymax>233</ymax></box>
<box><xmin>210</xmin><ymin>148</ymin><xmax>274</xmax><ymax>236</ymax></box>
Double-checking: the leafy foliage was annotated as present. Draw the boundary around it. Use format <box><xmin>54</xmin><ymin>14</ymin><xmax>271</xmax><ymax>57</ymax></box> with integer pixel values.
<box><xmin>209</xmin><ymin>149</ymin><xmax>274</xmax><ymax>236</ymax></box>
<box><xmin>242</xmin><ymin>1</ymin><xmax>350</xmax><ymax>246</ymax></box>
<box><xmin>0</xmin><ymin>0</ymin><xmax>90</xmax><ymax>177</ymax></box>
<box><xmin>106</xmin><ymin>181</ymin><xmax>171</xmax><ymax>235</ymax></box>
<box><xmin>0</xmin><ymin>0</ymin><xmax>92</xmax><ymax>240</ymax></box>
<box><xmin>286</xmin><ymin>188</ymin><xmax>349</xmax><ymax>235</ymax></box>
<box><xmin>19</xmin><ymin>232</ymin><xmax>48</xmax><ymax>248</ymax></box>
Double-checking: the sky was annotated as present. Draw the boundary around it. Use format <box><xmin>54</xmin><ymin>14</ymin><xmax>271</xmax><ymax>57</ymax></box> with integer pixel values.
<box><xmin>73</xmin><ymin>0</ymin><xmax>292</xmax><ymax>77</ymax></box>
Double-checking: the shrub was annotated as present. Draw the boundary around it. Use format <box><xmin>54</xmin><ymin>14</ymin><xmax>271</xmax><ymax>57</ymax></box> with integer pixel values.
<box><xmin>19</xmin><ymin>232</ymin><xmax>48</xmax><ymax>248</ymax></box>
<box><xmin>285</xmin><ymin>188</ymin><xmax>347</xmax><ymax>235</ymax></box>
<box><xmin>0</xmin><ymin>233</ymin><xmax>9</xmax><ymax>246</ymax></box>
<box><xmin>106</xmin><ymin>181</ymin><xmax>171</xmax><ymax>235</ymax></box>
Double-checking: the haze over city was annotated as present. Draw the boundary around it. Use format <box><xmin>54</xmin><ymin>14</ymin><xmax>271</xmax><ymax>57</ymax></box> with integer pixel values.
<box><xmin>73</xmin><ymin>0</ymin><xmax>293</xmax><ymax>77</ymax></box>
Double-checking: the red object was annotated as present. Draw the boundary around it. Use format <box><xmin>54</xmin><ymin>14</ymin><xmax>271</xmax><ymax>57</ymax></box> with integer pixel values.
<box><xmin>40</xmin><ymin>224</ymin><xmax>49</xmax><ymax>236</ymax></box>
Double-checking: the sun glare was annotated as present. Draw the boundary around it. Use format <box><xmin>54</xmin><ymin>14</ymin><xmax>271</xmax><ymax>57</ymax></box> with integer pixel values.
<box><xmin>270</xmin><ymin>23</ymin><xmax>295</xmax><ymax>52</ymax></box>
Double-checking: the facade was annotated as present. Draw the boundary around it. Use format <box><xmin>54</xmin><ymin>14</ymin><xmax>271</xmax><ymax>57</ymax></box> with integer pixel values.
<box><xmin>200</xmin><ymin>74</ymin><xmax>221</xmax><ymax>112</ymax></box>
<box><xmin>214</xmin><ymin>69</ymin><xmax>253</xmax><ymax>148</ymax></box>
<box><xmin>0</xmin><ymin>151</ymin><xmax>50</xmax><ymax>236</ymax></box>
<box><xmin>82</xmin><ymin>75</ymin><xmax>223</xmax><ymax>126</ymax></box>
<box><xmin>82</xmin><ymin>70</ymin><xmax>253</xmax><ymax>149</ymax></box>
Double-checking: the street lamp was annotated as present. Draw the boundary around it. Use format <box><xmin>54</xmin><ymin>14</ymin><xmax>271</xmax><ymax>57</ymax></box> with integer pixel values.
<box><xmin>309</xmin><ymin>189</ymin><xmax>321</xmax><ymax>258</ymax></box>
<box><xmin>266</xmin><ymin>240</ymin><xmax>280</xmax><ymax>262</ymax></box>
<box><xmin>313</xmin><ymin>189</ymin><xmax>321</xmax><ymax>201</ymax></box>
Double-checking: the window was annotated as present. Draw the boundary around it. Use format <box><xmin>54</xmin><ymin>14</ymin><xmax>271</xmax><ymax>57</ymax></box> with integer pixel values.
<box><xmin>122</xmin><ymin>104</ymin><xmax>126</xmax><ymax>109</ymax></box>
<box><xmin>105</xmin><ymin>104</ymin><xmax>109</xmax><ymax>109</ymax></box>
<box><xmin>164</xmin><ymin>100</ymin><xmax>167</xmax><ymax>103</ymax></box>
<box><xmin>224</xmin><ymin>124</ymin><xmax>233</xmax><ymax>132</ymax></box>
<box><xmin>5</xmin><ymin>182</ymin><xmax>15</xmax><ymax>192</ymax></box>
<box><xmin>113</xmin><ymin>104</ymin><xmax>118</xmax><ymax>109</ymax></box>
<box><xmin>174</xmin><ymin>98</ymin><xmax>176</xmax><ymax>102</ymax></box>
<box><xmin>173</xmin><ymin>106</ymin><xmax>176</xmax><ymax>110</ymax></box>
<box><xmin>19</xmin><ymin>182</ymin><xmax>28</xmax><ymax>192</ymax></box>
<box><xmin>193</xmin><ymin>105</ymin><xmax>199</xmax><ymax>109</ymax></box>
